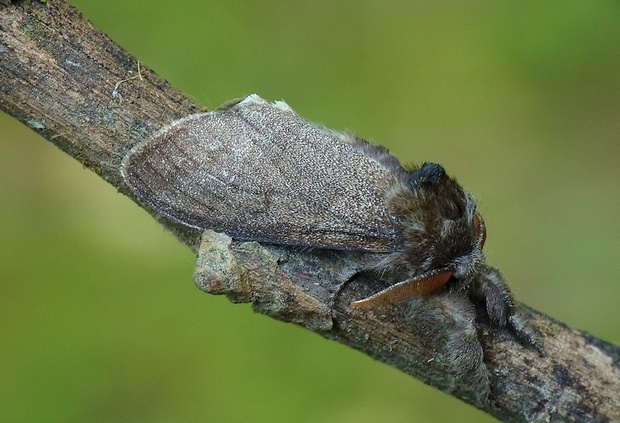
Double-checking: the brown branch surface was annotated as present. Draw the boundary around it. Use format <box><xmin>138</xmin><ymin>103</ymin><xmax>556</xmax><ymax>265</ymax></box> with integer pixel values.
<box><xmin>1</xmin><ymin>2</ymin><xmax>619</xmax><ymax>422</ymax></box>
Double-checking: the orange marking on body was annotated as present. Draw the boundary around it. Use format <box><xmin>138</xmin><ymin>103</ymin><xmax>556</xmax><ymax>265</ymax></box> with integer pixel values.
<box><xmin>351</xmin><ymin>271</ymin><xmax>453</xmax><ymax>309</ymax></box>
<box><xmin>474</xmin><ymin>214</ymin><xmax>487</xmax><ymax>249</ymax></box>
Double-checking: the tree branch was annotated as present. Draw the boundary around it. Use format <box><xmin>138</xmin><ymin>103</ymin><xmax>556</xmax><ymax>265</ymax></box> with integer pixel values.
<box><xmin>1</xmin><ymin>2</ymin><xmax>618</xmax><ymax>422</ymax></box>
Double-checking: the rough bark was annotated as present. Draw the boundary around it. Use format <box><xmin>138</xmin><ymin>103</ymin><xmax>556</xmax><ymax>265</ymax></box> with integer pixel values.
<box><xmin>1</xmin><ymin>2</ymin><xmax>618</xmax><ymax>422</ymax></box>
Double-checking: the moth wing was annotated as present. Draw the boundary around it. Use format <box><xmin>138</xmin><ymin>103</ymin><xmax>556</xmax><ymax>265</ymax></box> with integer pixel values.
<box><xmin>121</xmin><ymin>95</ymin><xmax>401</xmax><ymax>252</ymax></box>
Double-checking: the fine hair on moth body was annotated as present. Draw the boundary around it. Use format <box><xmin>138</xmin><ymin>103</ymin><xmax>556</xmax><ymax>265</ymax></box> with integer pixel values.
<box><xmin>121</xmin><ymin>94</ymin><xmax>538</xmax><ymax>404</ymax></box>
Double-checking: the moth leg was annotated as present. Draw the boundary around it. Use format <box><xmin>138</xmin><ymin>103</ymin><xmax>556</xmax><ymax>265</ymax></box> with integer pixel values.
<box><xmin>404</xmin><ymin>291</ymin><xmax>490</xmax><ymax>406</ymax></box>
<box><xmin>327</xmin><ymin>252</ymin><xmax>389</xmax><ymax>311</ymax></box>
<box><xmin>474</xmin><ymin>265</ymin><xmax>510</xmax><ymax>327</ymax></box>
<box><xmin>474</xmin><ymin>265</ymin><xmax>541</xmax><ymax>349</ymax></box>
<box><xmin>508</xmin><ymin>308</ymin><xmax>542</xmax><ymax>351</ymax></box>
<box><xmin>328</xmin><ymin>269</ymin><xmax>361</xmax><ymax>311</ymax></box>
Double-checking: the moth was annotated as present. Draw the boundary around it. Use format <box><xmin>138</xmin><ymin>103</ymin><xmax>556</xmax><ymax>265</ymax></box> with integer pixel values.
<box><xmin>121</xmin><ymin>94</ymin><xmax>535</xmax><ymax>346</ymax></box>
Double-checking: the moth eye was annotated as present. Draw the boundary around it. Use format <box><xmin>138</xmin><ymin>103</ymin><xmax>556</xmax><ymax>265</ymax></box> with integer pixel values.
<box><xmin>473</xmin><ymin>214</ymin><xmax>487</xmax><ymax>249</ymax></box>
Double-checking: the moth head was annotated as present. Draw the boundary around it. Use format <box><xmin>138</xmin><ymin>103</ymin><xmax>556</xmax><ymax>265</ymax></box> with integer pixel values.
<box><xmin>386</xmin><ymin>162</ymin><xmax>488</xmax><ymax>278</ymax></box>
<box><xmin>352</xmin><ymin>163</ymin><xmax>489</xmax><ymax>309</ymax></box>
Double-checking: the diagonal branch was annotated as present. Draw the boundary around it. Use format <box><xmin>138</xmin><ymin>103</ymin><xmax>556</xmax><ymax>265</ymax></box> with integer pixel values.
<box><xmin>1</xmin><ymin>2</ymin><xmax>618</xmax><ymax>422</ymax></box>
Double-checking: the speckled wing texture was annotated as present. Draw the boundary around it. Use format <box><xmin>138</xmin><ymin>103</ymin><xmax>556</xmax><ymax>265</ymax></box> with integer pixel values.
<box><xmin>121</xmin><ymin>94</ymin><xmax>405</xmax><ymax>252</ymax></box>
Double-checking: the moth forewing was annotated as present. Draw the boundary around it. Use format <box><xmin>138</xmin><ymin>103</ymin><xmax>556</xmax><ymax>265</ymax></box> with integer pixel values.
<box><xmin>122</xmin><ymin>95</ymin><xmax>401</xmax><ymax>252</ymax></box>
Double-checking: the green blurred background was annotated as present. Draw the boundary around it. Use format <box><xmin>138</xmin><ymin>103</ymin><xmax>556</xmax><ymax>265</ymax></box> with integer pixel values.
<box><xmin>2</xmin><ymin>1</ymin><xmax>619</xmax><ymax>421</ymax></box>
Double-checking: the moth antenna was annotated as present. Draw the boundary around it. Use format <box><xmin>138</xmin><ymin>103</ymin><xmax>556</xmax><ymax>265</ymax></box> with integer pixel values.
<box><xmin>351</xmin><ymin>270</ymin><xmax>453</xmax><ymax>309</ymax></box>
<box><xmin>409</xmin><ymin>162</ymin><xmax>445</xmax><ymax>186</ymax></box>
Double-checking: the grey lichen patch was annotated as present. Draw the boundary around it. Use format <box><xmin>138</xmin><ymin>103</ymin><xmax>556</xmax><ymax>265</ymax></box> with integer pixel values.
<box><xmin>193</xmin><ymin>230</ymin><xmax>333</xmax><ymax>331</ymax></box>
<box><xmin>194</xmin><ymin>230</ymin><xmax>243</xmax><ymax>297</ymax></box>
<box><xmin>25</xmin><ymin>118</ymin><xmax>45</xmax><ymax>130</ymax></box>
